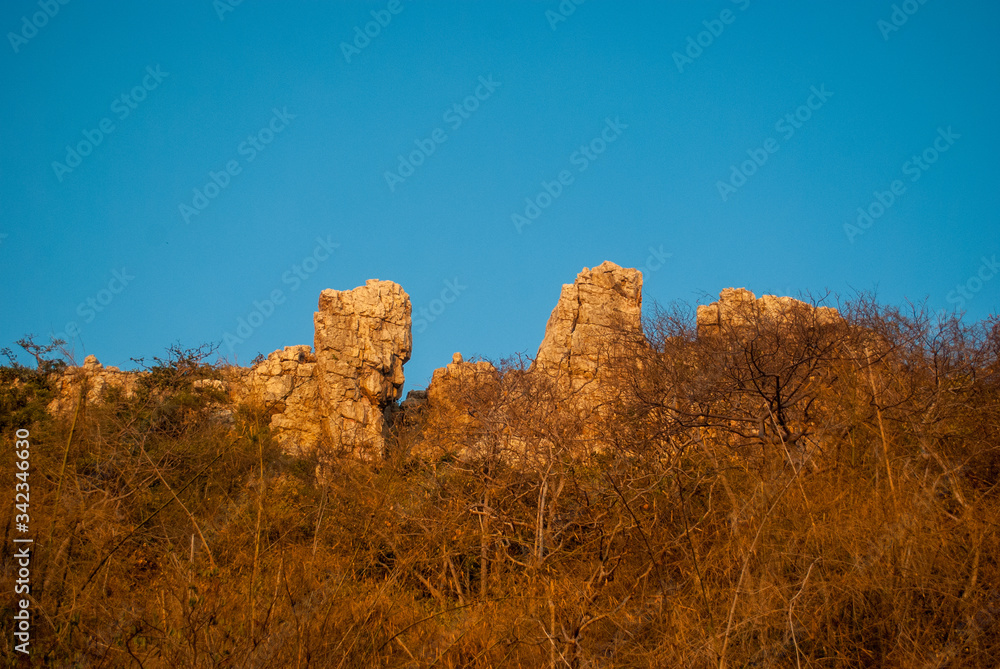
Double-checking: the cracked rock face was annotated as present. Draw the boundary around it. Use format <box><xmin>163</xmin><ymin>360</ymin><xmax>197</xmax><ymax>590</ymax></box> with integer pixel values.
<box><xmin>238</xmin><ymin>282</ymin><xmax>412</xmax><ymax>457</ymax></box>
<box><xmin>533</xmin><ymin>260</ymin><xmax>644</xmax><ymax>401</ymax></box>
<box><xmin>48</xmin><ymin>282</ymin><xmax>413</xmax><ymax>460</ymax></box>
<box><xmin>239</xmin><ymin>345</ymin><xmax>322</xmax><ymax>455</ymax></box>
<box><xmin>313</xmin><ymin>279</ymin><xmax>412</xmax><ymax>456</ymax></box>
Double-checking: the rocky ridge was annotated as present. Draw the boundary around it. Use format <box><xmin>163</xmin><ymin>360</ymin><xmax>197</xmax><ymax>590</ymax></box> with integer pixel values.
<box><xmin>696</xmin><ymin>287</ymin><xmax>840</xmax><ymax>336</ymax></box>
<box><xmin>47</xmin><ymin>266</ymin><xmax>837</xmax><ymax>459</ymax></box>
<box><xmin>47</xmin><ymin>354</ymin><xmax>141</xmax><ymax>416</ymax></box>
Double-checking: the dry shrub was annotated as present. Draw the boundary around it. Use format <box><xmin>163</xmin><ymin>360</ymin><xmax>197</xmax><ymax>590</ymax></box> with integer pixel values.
<box><xmin>1</xmin><ymin>300</ymin><xmax>998</xmax><ymax>667</ymax></box>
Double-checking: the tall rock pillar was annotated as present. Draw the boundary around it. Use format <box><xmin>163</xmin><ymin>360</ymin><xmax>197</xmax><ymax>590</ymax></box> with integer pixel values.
<box><xmin>313</xmin><ymin>279</ymin><xmax>412</xmax><ymax>457</ymax></box>
<box><xmin>533</xmin><ymin>261</ymin><xmax>644</xmax><ymax>409</ymax></box>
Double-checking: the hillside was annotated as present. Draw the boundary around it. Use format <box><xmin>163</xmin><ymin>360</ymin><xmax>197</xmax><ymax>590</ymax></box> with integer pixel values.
<box><xmin>2</xmin><ymin>262</ymin><xmax>998</xmax><ymax>668</ymax></box>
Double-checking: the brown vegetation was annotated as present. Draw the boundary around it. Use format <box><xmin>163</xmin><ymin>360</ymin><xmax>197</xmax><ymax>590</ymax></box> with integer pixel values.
<box><xmin>2</xmin><ymin>296</ymin><xmax>999</xmax><ymax>667</ymax></box>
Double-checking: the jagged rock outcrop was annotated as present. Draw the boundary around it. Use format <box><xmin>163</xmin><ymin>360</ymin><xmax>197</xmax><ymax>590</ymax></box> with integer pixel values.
<box><xmin>696</xmin><ymin>288</ymin><xmax>840</xmax><ymax>336</ymax></box>
<box><xmin>48</xmin><ymin>281</ymin><xmax>412</xmax><ymax>460</ymax></box>
<box><xmin>403</xmin><ymin>261</ymin><xmax>645</xmax><ymax>460</ymax></box>
<box><xmin>420</xmin><ymin>355</ymin><xmax>500</xmax><ymax>456</ymax></box>
<box><xmin>532</xmin><ymin>261</ymin><xmax>643</xmax><ymax>406</ymax></box>
<box><xmin>47</xmin><ymin>354</ymin><xmax>142</xmax><ymax>415</ymax></box>
<box><xmin>45</xmin><ymin>266</ymin><xmax>848</xmax><ymax>464</ymax></box>
<box><xmin>312</xmin><ymin>280</ymin><xmax>412</xmax><ymax>456</ymax></box>
<box><xmin>238</xmin><ymin>280</ymin><xmax>412</xmax><ymax>457</ymax></box>
<box><xmin>417</xmin><ymin>262</ymin><xmax>645</xmax><ymax>458</ymax></box>
<box><xmin>238</xmin><ymin>345</ymin><xmax>322</xmax><ymax>455</ymax></box>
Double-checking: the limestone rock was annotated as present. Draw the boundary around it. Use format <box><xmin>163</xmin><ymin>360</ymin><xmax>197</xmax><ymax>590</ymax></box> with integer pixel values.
<box><xmin>47</xmin><ymin>355</ymin><xmax>142</xmax><ymax>415</ymax></box>
<box><xmin>237</xmin><ymin>345</ymin><xmax>322</xmax><ymax>455</ymax></box>
<box><xmin>47</xmin><ymin>281</ymin><xmax>414</xmax><ymax>462</ymax></box>
<box><xmin>422</xmin><ymin>358</ymin><xmax>500</xmax><ymax>457</ymax></box>
<box><xmin>237</xmin><ymin>282</ymin><xmax>413</xmax><ymax>458</ymax></box>
<box><xmin>400</xmin><ymin>389</ymin><xmax>428</xmax><ymax>412</ymax></box>
<box><xmin>696</xmin><ymin>288</ymin><xmax>840</xmax><ymax>336</ymax></box>
<box><xmin>45</xmin><ymin>266</ymin><xmax>850</xmax><ymax>467</ymax></box>
<box><xmin>313</xmin><ymin>280</ymin><xmax>412</xmax><ymax>456</ymax></box>
<box><xmin>533</xmin><ymin>261</ymin><xmax>643</xmax><ymax>401</ymax></box>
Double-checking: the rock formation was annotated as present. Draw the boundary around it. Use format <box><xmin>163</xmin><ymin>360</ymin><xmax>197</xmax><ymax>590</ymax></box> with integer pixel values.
<box><xmin>47</xmin><ymin>354</ymin><xmax>141</xmax><ymax>415</ymax></box>
<box><xmin>312</xmin><ymin>280</ymin><xmax>412</xmax><ymax>456</ymax></box>
<box><xmin>238</xmin><ymin>345</ymin><xmax>322</xmax><ymax>455</ymax></box>
<box><xmin>239</xmin><ymin>280</ymin><xmax>412</xmax><ymax>457</ymax></box>
<box><xmin>532</xmin><ymin>260</ymin><xmax>644</xmax><ymax>406</ymax></box>
<box><xmin>44</xmin><ymin>264</ymin><xmax>847</xmax><ymax>464</ymax></box>
<box><xmin>48</xmin><ymin>280</ymin><xmax>412</xmax><ymax>460</ymax></box>
<box><xmin>420</xmin><ymin>355</ymin><xmax>499</xmax><ymax>457</ymax></box>
<box><xmin>425</xmin><ymin>353</ymin><xmax>498</xmax><ymax>413</ymax></box>
<box><xmin>696</xmin><ymin>288</ymin><xmax>840</xmax><ymax>336</ymax></box>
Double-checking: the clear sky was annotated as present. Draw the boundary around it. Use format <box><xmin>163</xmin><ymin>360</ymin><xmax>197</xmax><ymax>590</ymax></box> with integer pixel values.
<box><xmin>2</xmin><ymin>1</ymin><xmax>998</xmax><ymax>392</ymax></box>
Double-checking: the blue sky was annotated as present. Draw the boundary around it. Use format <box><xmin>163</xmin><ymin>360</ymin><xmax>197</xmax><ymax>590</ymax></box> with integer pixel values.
<box><xmin>1</xmin><ymin>1</ymin><xmax>998</xmax><ymax>392</ymax></box>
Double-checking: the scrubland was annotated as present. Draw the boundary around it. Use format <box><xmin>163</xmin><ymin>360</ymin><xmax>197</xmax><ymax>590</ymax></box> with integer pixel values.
<box><xmin>1</xmin><ymin>296</ymin><xmax>998</xmax><ymax>668</ymax></box>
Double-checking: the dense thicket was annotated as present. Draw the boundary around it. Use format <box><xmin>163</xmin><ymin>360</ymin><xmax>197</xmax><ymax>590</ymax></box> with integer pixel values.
<box><xmin>2</xmin><ymin>297</ymin><xmax>998</xmax><ymax>667</ymax></box>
